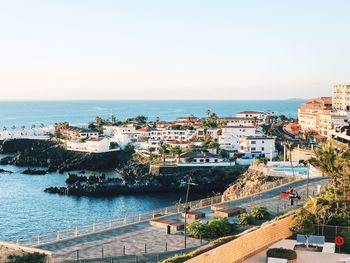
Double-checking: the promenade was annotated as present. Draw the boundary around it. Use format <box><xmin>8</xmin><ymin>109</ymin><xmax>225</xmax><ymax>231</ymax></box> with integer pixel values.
<box><xmin>38</xmin><ymin>177</ymin><xmax>329</xmax><ymax>261</ymax></box>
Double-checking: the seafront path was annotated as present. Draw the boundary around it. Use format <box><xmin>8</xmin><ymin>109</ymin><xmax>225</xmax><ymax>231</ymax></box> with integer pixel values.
<box><xmin>37</xmin><ymin>177</ymin><xmax>329</xmax><ymax>261</ymax></box>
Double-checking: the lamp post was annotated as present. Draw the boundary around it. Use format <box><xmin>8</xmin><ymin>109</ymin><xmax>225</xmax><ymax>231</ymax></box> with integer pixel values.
<box><xmin>306</xmin><ymin>162</ymin><xmax>310</xmax><ymax>198</ymax></box>
<box><xmin>184</xmin><ymin>176</ymin><xmax>198</xmax><ymax>248</ymax></box>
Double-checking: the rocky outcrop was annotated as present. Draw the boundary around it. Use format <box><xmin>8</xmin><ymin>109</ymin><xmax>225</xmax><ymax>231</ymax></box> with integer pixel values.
<box><xmin>222</xmin><ymin>168</ymin><xmax>281</xmax><ymax>201</ymax></box>
<box><xmin>45</xmin><ymin>166</ymin><xmax>248</xmax><ymax>197</ymax></box>
<box><xmin>0</xmin><ymin>139</ymin><xmax>133</xmax><ymax>172</ymax></box>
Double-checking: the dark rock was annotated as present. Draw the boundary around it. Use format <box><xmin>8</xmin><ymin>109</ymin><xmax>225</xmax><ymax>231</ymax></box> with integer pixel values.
<box><xmin>22</xmin><ymin>168</ymin><xmax>48</xmax><ymax>175</ymax></box>
<box><xmin>0</xmin><ymin>168</ymin><xmax>13</xmax><ymax>174</ymax></box>
<box><xmin>0</xmin><ymin>139</ymin><xmax>133</xmax><ymax>171</ymax></box>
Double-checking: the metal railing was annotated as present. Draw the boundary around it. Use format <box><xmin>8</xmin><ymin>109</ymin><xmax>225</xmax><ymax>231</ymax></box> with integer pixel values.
<box><xmin>15</xmin><ymin>176</ymin><xmax>304</xmax><ymax>248</ymax></box>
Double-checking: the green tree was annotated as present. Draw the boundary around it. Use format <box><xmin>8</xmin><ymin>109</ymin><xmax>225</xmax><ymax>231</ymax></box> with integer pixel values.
<box><xmin>159</xmin><ymin>141</ymin><xmax>168</xmax><ymax>163</ymax></box>
<box><xmin>110</xmin><ymin>114</ymin><xmax>117</xmax><ymax>123</ymax></box>
<box><xmin>251</xmin><ymin>206</ymin><xmax>270</xmax><ymax>220</ymax></box>
<box><xmin>308</xmin><ymin>143</ymin><xmax>347</xmax><ymax>187</ymax></box>
<box><xmin>135</xmin><ymin>115</ymin><xmax>147</xmax><ymax>124</ymax></box>
<box><xmin>290</xmin><ymin>208</ymin><xmax>315</xmax><ymax>248</ymax></box>
<box><xmin>238</xmin><ymin>213</ymin><xmax>254</xmax><ymax>225</ymax></box>
<box><xmin>285</xmin><ymin>142</ymin><xmax>296</xmax><ymax>176</ymax></box>
<box><xmin>170</xmin><ymin>146</ymin><xmax>182</xmax><ymax>163</ymax></box>
<box><xmin>6</xmin><ymin>252</ymin><xmax>47</xmax><ymax>263</ymax></box>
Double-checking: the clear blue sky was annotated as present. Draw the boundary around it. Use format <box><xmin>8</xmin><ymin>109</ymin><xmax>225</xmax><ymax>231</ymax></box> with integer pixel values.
<box><xmin>0</xmin><ymin>0</ymin><xmax>349</xmax><ymax>100</ymax></box>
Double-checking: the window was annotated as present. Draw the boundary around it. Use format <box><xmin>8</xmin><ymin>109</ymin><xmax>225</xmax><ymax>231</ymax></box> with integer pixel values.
<box><xmin>261</xmin><ymin>147</ymin><xmax>264</xmax><ymax>151</ymax></box>
<box><xmin>251</xmin><ymin>147</ymin><xmax>256</xmax><ymax>151</ymax></box>
<box><xmin>206</xmin><ymin>159</ymin><xmax>210</xmax><ymax>163</ymax></box>
<box><xmin>251</xmin><ymin>141</ymin><xmax>256</xmax><ymax>144</ymax></box>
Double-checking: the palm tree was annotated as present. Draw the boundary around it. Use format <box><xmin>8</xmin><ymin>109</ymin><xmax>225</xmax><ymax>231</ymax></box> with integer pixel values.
<box><xmin>11</xmin><ymin>125</ymin><xmax>16</xmax><ymax>131</ymax></box>
<box><xmin>171</xmin><ymin>146</ymin><xmax>183</xmax><ymax>164</ymax></box>
<box><xmin>149</xmin><ymin>147</ymin><xmax>155</xmax><ymax>162</ymax></box>
<box><xmin>308</xmin><ymin>143</ymin><xmax>343</xmax><ymax>186</ymax></box>
<box><xmin>3</xmin><ymin>126</ymin><xmax>7</xmax><ymax>131</ymax></box>
<box><xmin>21</xmin><ymin>125</ymin><xmax>25</xmax><ymax>130</ymax></box>
<box><xmin>206</xmin><ymin>109</ymin><xmax>211</xmax><ymax>117</ymax></box>
<box><xmin>31</xmin><ymin>124</ymin><xmax>36</xmax><ymax>129</ymax></box>
<box><xmin>285</xmin><ymin>142</ymin><xmax>296</xmax><ymax>176</ymax></box>
<box><xmin>159</xmin><ymin>141</ymin><xmax>168</xmax><ymax>163</ymax></box>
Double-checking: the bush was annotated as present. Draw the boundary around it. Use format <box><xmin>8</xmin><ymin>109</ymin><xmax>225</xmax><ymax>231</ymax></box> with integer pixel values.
<box><xmin>161</xmin><ymin>254</ymin><xmax>191</xmax><ymax>263</ymax></box>
<box><xmin>6</xmin><ymin>252</ymin><xmax>47</xmax><ymax>263</ymax></box>
<box><xmin>266</xmin><ymin>248</ymin><xmax>297</xmax><ymax>260</ymax></box>
<box><xmin>186</xmin><ymin>217</ymin><xmax>235</xmax><ymax>238</ymax></box>
<box><xmin>238</xmin><ymin>213</ymin><xmax>255</xmax><ymax>225</ymax></box>
<box><xmin>251</xmin><ymin>206</ymin><xmax>270</xmax><ymax>220</ymax></box>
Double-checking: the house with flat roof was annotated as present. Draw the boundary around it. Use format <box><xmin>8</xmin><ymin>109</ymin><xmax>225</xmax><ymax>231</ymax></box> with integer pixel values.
<box><xmin>179</xmin><ymin>151</ymin><xmax>223</xmax><ymax>164</ymax></box>
<box><xmin>239</xmin><ymin>135</ymin><xmax>277</xmax><ymax>159</ymax></box>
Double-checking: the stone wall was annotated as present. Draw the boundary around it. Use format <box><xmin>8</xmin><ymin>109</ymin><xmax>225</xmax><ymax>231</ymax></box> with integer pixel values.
<box><xmin>186</xmin><ymin>215</ymin><xmax>293</xmax><ymax>263</ymax></box>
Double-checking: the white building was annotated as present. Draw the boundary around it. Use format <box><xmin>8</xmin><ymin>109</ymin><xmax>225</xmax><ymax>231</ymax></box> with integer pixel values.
<box><xmin>162</xmin><ymin>129</ymin><xmax>196</xmax><ymax>141</ymax></box>
<box><xmin>332</xmin><ymin>84</ymin><xmax>350</xmax><ymax>112</ymax></box>
<box><xmin>329</xmin><ymin>125</ymin><xmax>350</xmax><ymax>148</ymax></box>
<box><xmin>219</xmin><ymin>117</ymin><xmax>257</xmax><ymax>127</ymax></box>
<box><xmin>0</xmin><ymin>126</ymin><xmax>54</xmax><ymax>140</ymax></box>
<box><xmin>179</xmin><ymin>151</ymin><xmax>224</xmax><ymax>164</ymax></box>
<box><xmin>113</xmin><ymin>125</ymin><xmax>138</xmax><ymax>148</ymax></box>
<box><xmin>206</xmin><ymin>128</ymin><xmax>219</xmax><ymax>140</ymax></box>
<box><xmin>239</xmin><ymin>135</ymin><xmax>277</xmax><ymax>159</ymax></box>
<box><xmin>219</xmin><ymin>125</ymin><xmax>257</xmax><ymax>150</ymax></box>
<box><xmin>236</xmin><ymin>111</ymin><xmax>270</xmax><ymax>123</ymax></box>
<box><xmin>66</xmin><ymin>137</ymin><xmax>118</xmax><ymax>153</ymax></box>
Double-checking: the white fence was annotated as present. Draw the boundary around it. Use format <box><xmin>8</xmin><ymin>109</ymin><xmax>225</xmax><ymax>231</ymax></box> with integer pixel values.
<box><xmin>15</xmin><ymin>176</ymin><xmax>301</xmax><ymax>248</ymax></box>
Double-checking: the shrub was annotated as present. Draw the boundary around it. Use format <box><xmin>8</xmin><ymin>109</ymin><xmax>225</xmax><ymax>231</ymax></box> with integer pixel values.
<box><xmin>161</xmin><ymin>254</ymin><xmax>191</xmax><ymax>263</ymax></box>
<box><xmin>266</xmin><ymin>248</ymin><xmax>297</xmax><ymax>260</ymax></box>
<box><xmin>251</xmin><ymin>206</ymin><xmax>270</xmax><ymax>220</ymax></box>
<box><xmin>238</xmin><ymin>213</ymin><xmax>255</xmax><ymax>225</ymax></box>
<box><xmin>186</xmin><ymin>217</ymin><xmax>235</xmax><ymax>238</ymax></box>
<box><xmin>206</xmin><ymin>217</ymin><xmax>235</xmax><ymax>237</ymax></box>
<box><xmin>6</xmin><ymin>252</ymin><xmax>47</xmax><ymax>263</ymax></box>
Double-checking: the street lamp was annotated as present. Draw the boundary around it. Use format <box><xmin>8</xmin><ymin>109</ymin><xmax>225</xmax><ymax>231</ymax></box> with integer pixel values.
<box><xmin>184</xmin><ymin>176</ymin><xmax>198</xmax><ymax>248</ymax></box>
<box><xmin>306</xmin><ymin>161</ymin><xmax>310</xmax><ymax>198</ymax></box>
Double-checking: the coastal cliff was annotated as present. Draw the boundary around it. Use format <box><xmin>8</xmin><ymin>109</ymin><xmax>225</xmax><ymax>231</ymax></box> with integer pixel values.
<box><xmin>0</xmin><ymin>139</ymin><xmax>132</xmax><ymax>172</ymax></box>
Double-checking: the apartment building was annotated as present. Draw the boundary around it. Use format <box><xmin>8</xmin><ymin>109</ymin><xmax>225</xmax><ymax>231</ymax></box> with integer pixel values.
<box><xmin>298</xmin><ymin>97</ymin><xmax>332</xmax><ymax>132</ymax></box>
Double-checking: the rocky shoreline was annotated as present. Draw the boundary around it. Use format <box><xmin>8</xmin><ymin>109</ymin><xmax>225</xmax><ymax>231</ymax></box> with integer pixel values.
<box><xmin>0</xmin><ymin>139</ymin><xmax>133</xmax><ymax>172</ymax></box>
<box><xmin>44</xmin><ymin>165</ymin><xmax>247</xmax><ymax>196</ymax></box>
<box><xmin>0</xmin><ymin>139</ymin><xmax>249</xmax><ymax>196</ymax></box>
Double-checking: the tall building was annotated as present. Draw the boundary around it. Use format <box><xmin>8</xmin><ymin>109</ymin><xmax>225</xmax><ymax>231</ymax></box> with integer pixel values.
<box><xmin>298</xmin><ymin>97</ymin><xmax>332</xmax><ymax>132</ymax></box>
<box><xmin>332</xmin><ymin>84</ymin><xmax>350</xmax><ymax>112</ymax></box>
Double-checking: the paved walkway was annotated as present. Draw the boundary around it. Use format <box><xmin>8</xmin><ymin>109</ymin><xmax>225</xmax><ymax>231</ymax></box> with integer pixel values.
<box><xmin>39</xmin><ymin>177</ymin><xmax>329</xmax><ymax>260</ymax></box>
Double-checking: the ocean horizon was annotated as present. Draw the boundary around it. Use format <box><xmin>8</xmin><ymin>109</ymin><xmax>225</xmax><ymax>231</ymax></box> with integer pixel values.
<box><xmin>0</xmin><ymin>99</ymin><xmax>305</xmax><ymax>127</ymax></box>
